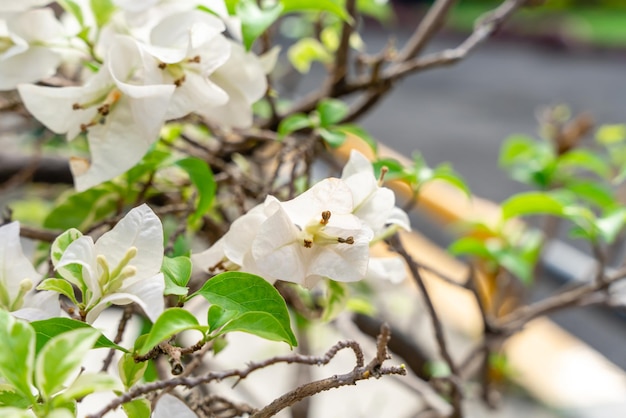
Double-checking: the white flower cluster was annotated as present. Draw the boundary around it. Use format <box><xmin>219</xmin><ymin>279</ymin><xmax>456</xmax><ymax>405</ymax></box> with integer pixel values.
<box><xmin>4</xmin><ymin>0</ymin><xmax>268</xmax><ymax>191</ymax></box>
<box><xmin>193</xmin><ymin>150</ymin><xmax>411</xmax><ymax>288</ymax></box>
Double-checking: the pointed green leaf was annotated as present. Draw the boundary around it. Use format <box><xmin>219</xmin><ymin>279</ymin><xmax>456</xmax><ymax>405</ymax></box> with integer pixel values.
<box><xmin>287</xmin><ymin>38</ymin><xmax>332</xmax><ymax>73</ymax></box>
<box><xmin>53</xmin><ymin>372</ymin><xmax>123</xmax><ymax>405</ymax></box>
<box><xmin>322</xmin><ymin>280</ymin><xmax>348</xmax><ymax>322</ymax></box>
<box><xmin>175</xmin><ymin>158</ymin><xmax>216</xmax><ymax>223</ymax></box>
<box><xmin>50</xmin><ymin>229</ymin><xmax>82</xmax><ymax>268</ymax></box>
<box><xmin>217</xmin><ymin>311</ymin><xmax>296</xmax><ymax>345</ymax></box>
<box><xmin>563</xmin><ymin>180</ymin><xmax>617</xmax><ymax>210</ymax></box>
<box><xmin>122</xmin><ymin>398</ymin><xmax>151</xmax><ymax>418</ymax></box>
<box><xmin>30</xmin><ymin>317</ymin><xmax>127</xmax><ymax>354</ymax></box>
<box><xmin>431</xmin><ymin>164</ymin><xmax>471</xmax><ymax>198</ymax></box>
<box><xmin>336</xmin><ymin>124</ymin><xmax>377</xmax><ymax>153</ymax></box>
<box><xmin>281</xmin><ymin>0</ymin><xmax>351</xmax><ymax>22</ymax></box>
<box><xmin>138</xmin><ymin>308</ymin><xmax>206</xmax><ymax>356</ymax></box>
<box><xmin>36</xmin><ymin>279</ymin><xmax>78</xmax><ymax>305</ymax></box>
<box><xmin>237</xmin><ymin>0</ymin><xmax>284</xmax><ymax>50</ymax></box>
<box><xmin>118</xmin><ymin>353</ymin><xmax>148</xmax><ymax>390</ymax></box>
<box><xmin>319</xmin><ymin>128</ymin><xmax>346</xmax><ymax>147</ymax></box>
<box><xmin>448</xmin><ymin>237</ymin><xmax>492</xmax><ymax>259</ymax></box>
<box><xmin>596</xmin><ymin>208</ymin><xmax>626</xmax><ymax>244</ymax></box>
<box><xmin>44</xmin><ymin>184</ymin><xmax>120</xmax><ymax>230</ymax></box>
<box><xmin>35</xmin><ymin>328</ymin><xmax>100</xmax><ymax>400</ymax></box>
<box><xmin>317</xmin><ymin>99</ymin><xmax>349</xmax><ymax>127</ymax></box>
<box><xmin>501</xmin><ymin>192</ymin><xmax>566</xmax><ymax>220</ymax></box>
<box><xmin>557</xmin><ymin>149</ymin><xmax>610</xmax><ymax>179</ymax></box>
<box><xmin>0</xmin><ymin>384</ymin><xmax>30</xmax><ymax>408</ymax></box>
<box><xmin>57</xmin><ymin>0</ymin><xmax>84</xmax><ymax>26</ymax></box>
<box><xmin>162</xmin><ymin>256</ymin><xmax>191</xmax><ymax>296</ymax></box>
<box><xmin>191</xmin><ymin>272</ymin><xmax>297</xmax><ymax>347</ymax></box>
<box><xmin>0</xmin><ymin>311</ymin><xmax>35</xmax><ymax>403</ymax></box>
<box><xmin>277</xmin><ymin>113</ymin><xmax>313</xmax><ymax>138</ymax></box>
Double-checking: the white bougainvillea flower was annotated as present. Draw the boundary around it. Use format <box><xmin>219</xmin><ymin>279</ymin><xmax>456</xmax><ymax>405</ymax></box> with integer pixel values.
<box><xmin>0</xmin><ymin>0</ymin><xmax>51</xmax><ymax>13</ymax></box>
<box><xmin>341</xmin><ymin>150</ymin><xmax>411</xmax><ymax>236</ymax></box>
<box><xmin>195</xmin><ymin>179</ymin><xmax>374</xmax><ymax>288</ymax></box>
<box><xmin>18</xmin><ymin>35</ymin><xmax>175</xmax><ymax>191</ymax></box>
<box><xmin>0</xmin><ymin>8</ymin><xmax>65</xmax><ymax>90</ymax></box>
<box><xmin>0</xmin><ymin>222</ymin><xmax>60</xmax><ymax>321</ymax></box>
<box><xmin>55</xmin><ymin>204</ymin><xmax>165</xmax><ymax>324</ymax></box>
<box><xmin>141</xmin><ymin>10</ymin><xmax>230</xmax><ymax>119</ymax></box>
<box><xmin>197</xmin><ymin>41</ymin><xmax>267</xmax><ymax>128</ymax></box>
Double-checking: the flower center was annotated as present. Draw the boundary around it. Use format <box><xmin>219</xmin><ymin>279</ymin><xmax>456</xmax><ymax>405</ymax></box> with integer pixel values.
<box><xmin>72</xmin><ymin>88</ymin><xmax>122</xmax><ymax>132</ymax></box>
<box><xmin>0</xmin><ymin>36</ymin><xmax>14</xmax><ymax>54</ymax></box>
<box><xmin>158</xmin><ymin>55</ymin><xmax>202</xmax><ymax>87</ymax></box>
<box><xmin>299</xmin><ymin>211</ymin><xmax>354</xmax><ymax>249</ymax></box>
<box><xmin>97</xmin><ymin>246</ymin><xmax>138</xmax><ymax>294</ymax></box>
<box><xmin>0</xmin><ymin>277</ymin><xmax>33</xmax><ymax>312</ymax></box>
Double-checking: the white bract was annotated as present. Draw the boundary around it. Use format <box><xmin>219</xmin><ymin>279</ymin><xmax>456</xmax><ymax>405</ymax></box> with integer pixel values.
<box><xmin>141</xmin><ymin>10</ymin><xmax>231</xmax><ymax>119</ymax></box>
<box><xmin>195</xmin><ymin>179</ymin><xmax>375</xmax><ymax>288</ymax></box>
<box><xmin>0</xmin><ymin>8</ymin><xmax>65</xmax><ymax>90</ymax></box>
<box><xmin>0</xmin><ymin>222</ymin><xmax>59</xmax><ymax>321</ymax></box>
<box><xmin>194</xmin><ymin>151</ymin><xmax>411</xmax><ymax>286</ymax></box>
<box><xmin>341</xmin><ymin>150</ymin><xmax>411</xmax><ymax>237</ymax></box>
<box><xmin>54</xmin><ymin>204</ymin><xmax>165</xmax><ymax>324</ymax></box>
<box><xmin>18</xmin><ymin>35</ymin><xmax>176</xmax><ymax>191</ymax></box>
<box><xmin>197</xmin><ymin>41</ymin><xmax>268</xmax><ymax>129</ymax></box>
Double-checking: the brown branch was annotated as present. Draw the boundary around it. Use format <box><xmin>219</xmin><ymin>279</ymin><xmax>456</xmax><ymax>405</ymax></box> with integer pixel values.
<box><xmin>88</xmin><ymin>337</ymin><xmax>370</xmax><ymax>418</ymax></box>
<box><xmin>250</xmin><ymin>324</ymin><xmax>405</xmax><ymax>418</ymax></box>
<box><xmin>100</xmin><ymin>306</ymin><xmax>134</xmax><ymax>372</ymax></box>
<box><xmin>328</xmin><ymin>0</ymin><xmax>357</xmax><ymax>94</ymax></box>
<box><xmin>395</xmin><ymin>0</ymin><xmax>458</xmax><ymax>62</ymax></box>
<box><xmin>387</xmin><ymin>233</ymin><xmax>463</xmax><ymax>417</ymax></box>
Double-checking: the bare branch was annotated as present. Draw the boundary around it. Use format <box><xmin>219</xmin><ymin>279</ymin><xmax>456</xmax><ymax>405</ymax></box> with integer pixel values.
<box><xmin>395</xmin><ymin>0</ymin><xmax>458</xmax><ymax>62</ymax></box>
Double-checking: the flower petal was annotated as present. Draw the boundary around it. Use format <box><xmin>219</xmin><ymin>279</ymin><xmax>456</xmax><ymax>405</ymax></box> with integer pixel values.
<box><xmin>94</xmin><ymin>204</ymin><xmax>163</xmax><ymax>283</ymax></box>
<box><xmin>0</xmin><ymin>222</ymin><xmax>41</xmax><ymax>302</ymax></box>
<box><xmin>85</xmin><ymin>273</ymin><xmax>164</xmax><ymax>324</ymax></box>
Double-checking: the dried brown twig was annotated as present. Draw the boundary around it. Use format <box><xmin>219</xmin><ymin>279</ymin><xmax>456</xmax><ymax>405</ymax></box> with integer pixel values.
<box><xmin>87</xmin><ymin>324</ymin><xmax>404</xmax><ymax>418</ymax></box>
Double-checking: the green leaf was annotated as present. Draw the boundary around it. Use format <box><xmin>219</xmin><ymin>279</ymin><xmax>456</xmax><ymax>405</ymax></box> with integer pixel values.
<box><xmin>501</xmin><ymin>192</ymin><xmax>566</xmax><ymax>220</ymax></box>
<box><xmin>122</xmin><ymin>398</ymin><xmax>151</xmax><ymax>418</ymax></box>
<box><xmin>35</xmin><ymin>328</ymin><xmax>100</xmax><ymax>400</ymax></box>
<box><xmin>118</xmin><ymin>353</ymin><xmax>148</xmax><ymax>390</ymax></box>
<box><xmin>207</xmin><ymin>305</ymin><xmax>237</xmax><ymax>331</ymax></box>
<box><xmin>125</xmin><ymin>148</ymin><xmax>172</xmax><ymax>186</ymax></box>
<box><xmin>322</xmin><ymin>280</ymin><xmax>348</xmax><ymax>322</ymax></box>
<box><xmin>52</xmin><ymin>372</ymin><xmax>123</xmax><ymax>405</ymax></box>
<box><xmin>44</xmin><ymin>184</ymin><xmax>120</xmax><ymax>230</ymax></box>
<box><xmin>90</xmin><ymin>0</ymin><xmax>116</xmax><ymax>27</ymax></box>
<box><xmin>336</xmin><ymin>124</ymin><xmax>377</xmax><ymax>153</ymax></box>
<box><xmin>237</xmin><ymin>0</ymin><xmax>284</xmax><ymax>50</ymax></box>
<box><xmin>287</xmin><ymin>38</ymin><xmax>332</xmax><ymax>73</ymax></box>
<box><xmin>138</xmin><ymin>308</ymin><xmax>206</xmax><ymax>356</ymax></box>
<box><xmin>430</xmin><ymin>164</ymin><xmax>471</xmax><ymax>197</ymax></box>
<box><xmin>557</xmin><ymin>149</ymin><xmax>610</xmax><ymax>179</ymax></box>
<box><xmin>499</xmin><ymin>135</ymin><xmax>556</xmax><ymax>187</ymax></box>
<box><xmin>596</xmin><ymin>208</ymin><xmax>626</xmax><ymax>244</ymax></box>
<box><xmin>319</xmin><ymin>128</ymin><xmax>346</xmax><ymax>147</ymax></box>
<box><xmin>36</xmin><ymin>279</ymin><xmax>78</xmax><ymax>305</ymax></box>
<box><xmin>175</xmin><ymin>158</ymin><xmax>216</xmax><ymax>223</ymax></box>
<box><xmin>49</xmin><ymin>228</ymin><xmax>84</xmax><ymax>289</ymax></box>
<box><xmin>58</xmin><ymin>0</ymin><xmax>84</xmax><ymax>26</ymax></box>
<box><xmin>357</xmin><ymin>0</ymin><xmax>393</xmax><ymax>22</ymax></box>
<box><xmin>30</xmin><ymin>317</ymin><xmax>128</xmax><ymax>354</ymax></box>
<box><xmin>563</xmin><ymin>180</ymin><xmax>617</xmax><ymax>210</ymax></box>
<box><xmin>281</xmin><ymin>0</ymin><xmax>351</xmax><ymax>22</ymax></box>
<box><xmin>277</xmin><ymin>113</ymin><xmax>313</xmax><ymax>139</ymax></box>
<box><xmin>217</xmin><ymin>311</ymin><xmax>296</xmax><ymax>345</ymax></box>
<box><xmin>492</xmin><ymin>248</ymin><xmax>534</xmax><ymax>285</ymax></box>
<box><xmin>596</xmin><ymin>124</ymin><xmax>626</xmax><ymax>145</ymax></box>
<box><xmin>161</xmin><ymin>256</ymin><xmax>192</xmax><ymax>296</ymax></box>
<box><xmin>373</xmin><ymin>158</ymin><xmax>408</xmax><ymax>181</ymax></box>
<box><xmin>191</xmin><ymin>272</ymin><xmax>297</xmax><ymax>347</ymax></box>
<box><xmin>317</xmin><ymin>99</ymin><xmax>349</xmax><ymax>127</ymax></box>
<box><xmin>0</xmin><ymin>311</ymin><xmax>35</xmax><ymax>403</ymax></box>
<box><xmin>0</xmin><ymin>384</ymin><xmax>30</xmax><ymax>408</ymax></box>
<box><xmin>499</xmin><ymin>135</ymin><xmax>538</xmax><ymax>167</ymax></box>
<box><xmin>448</xmin><ymin>237</ymin><xmax>492</xmax><ymax>259</ymax></box>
